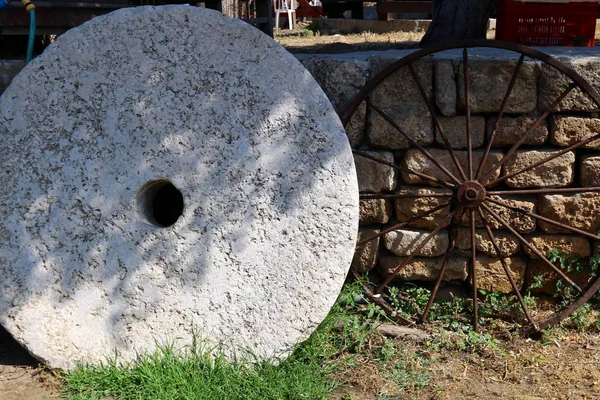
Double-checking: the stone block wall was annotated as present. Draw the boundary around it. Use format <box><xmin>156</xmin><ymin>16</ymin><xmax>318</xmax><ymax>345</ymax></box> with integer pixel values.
<box><xmin>299</xmin><ymin>47</ymin><xmax>600</xmax><ymax>295</ymax></box>
<box><xmin>3</xmin><ymin>47</ymin><xmax>600</xmax><ymax>295</ymax></box>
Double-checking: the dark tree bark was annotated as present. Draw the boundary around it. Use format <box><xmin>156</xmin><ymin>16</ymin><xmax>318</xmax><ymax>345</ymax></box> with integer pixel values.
<box><xmin>420</xmin><ymin>0</ymin><xmax>502</xmax><ymax>47</ymax></box>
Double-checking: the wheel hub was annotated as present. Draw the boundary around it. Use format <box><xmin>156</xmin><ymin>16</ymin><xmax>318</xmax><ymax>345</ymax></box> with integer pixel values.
<box><xmin>456</xmin><ymin>180</ymin><xmax>486</xmax><ymax>208</ymax></box>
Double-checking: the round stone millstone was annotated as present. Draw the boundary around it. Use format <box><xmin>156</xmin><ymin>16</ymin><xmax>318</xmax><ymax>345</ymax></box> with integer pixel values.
<box><xmin>0</xmin><ymin>6</ymin><xmax>358</xmax><ymax>370</ymax></box>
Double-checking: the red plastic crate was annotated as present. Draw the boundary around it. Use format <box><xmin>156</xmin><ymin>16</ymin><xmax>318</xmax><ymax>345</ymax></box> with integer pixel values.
<box><xmin>496</xmin><ymin>0</ymin><xmax>598</xmax><ymax>46</ymax></box>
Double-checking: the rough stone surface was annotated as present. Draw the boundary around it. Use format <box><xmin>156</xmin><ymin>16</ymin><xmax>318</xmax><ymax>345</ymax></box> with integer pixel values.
<box><xmin>345</xmin><ymin>101</ymin><xmax>366</xmax><ymax>147</ymax></box>
<box><xmin>580</xmin><ymin>155</ymin><xmax>600</xmax><ymax>186</ymax></box>
<box><xmin>366</xmin><ymin>58</ymin><xmax>434</xmax><ymax>150</ymax></box>
<box><xmin>549</xmin><ymin>115</ymin><xmax>600</xmax><ymax>150</ymax></box>
<box><xmin>523</xmin><ymin>234</ymin><xmax>591</xmax><ymax>259</ymax></box>
<box><xmin>486</xmin><ymin>116</ymin><xmax>548</xmax><ymax>147</ymax></box>
<box><xmin>383</xmin><ymin>229</ymin><xmax>449</xmax><ymax>257</ymax></box>
<box><xmin>455</xmin><ymin>227</ymin><xmax>521</xmax><ymax>257</ymax></box>
<box><xmin>0</xmin><ymin>7</ymin><xmax>359</xmax><ymax>370</ymax></box>
<box><xmin>359</xmin><ymin>198</ymin><xmax>392</xmax><ymax>225</ymax></box>
<box><xmin>435</xmin><ymin>60</ymin><xmax>456</xmax><ymax>117</ymax></box>
<box><xmin>0</xmin><ymin>60</ymin><xmax>26</xmax><ymax>94</ymax></box>
<box><xmin>354</xmin><ymin>151</ymin><xmax>397</xmax><ymax>192</ymax></box>
<box><xmin>435</xmin><ymin>116</ymin><xmax>485</xmax><ymax>149</ymax></box>
<box><xmin>401</xmin><ymin>149</ymin><xmax>503</xmax><ymax>186</ymax></box>
<box><xmin>462</xmin><ymin>195</ymin><xmax>537</xmax><ymax>233</ymax></box>
<box><xmin>379</xmin><ymin>256</ymin><xmax>468</xmax><ymax>281</ymax></box>
<box><xmin>393</xmin><ymin>186</ymin><xmax>452</xmax><ymax>229</ymax></box>
<box><xmin>538</xmin><ymin>60</ymin><xmax>600</xmax><ymax>112</ymax></box>
<box><xmin>503</xmin><ymin>150</ymin><xmax>575</xmax><ymax>188</ymax></box>
<box><xmin>526</xmin><ymin>259</ymin><xmax>592</xmax><ymax>295</ymax></box>
<box><xmin>457</xmin><ymin>60</ymin><xmax>538</xmax><ymax>113</ymax></box>
<box><xmin>351</xmin><ymin>228</ymin><xmax>380</xmax><ymax>274</ymax></box>
<box><xmin>539</xmin><ymin>193</ymin><xmax>600</xmax><ymax>234</ymax></box>
<box><xmin>473</xmin><ymin>256</ymin><xmax>527</xmax><ymax>293</ymax></box>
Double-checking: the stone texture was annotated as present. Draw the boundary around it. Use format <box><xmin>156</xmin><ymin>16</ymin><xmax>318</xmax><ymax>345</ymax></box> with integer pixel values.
<box><xmin>0</xmin><ymin>7</ymin><xmax>359</xmax><ymax>370</ymax></box>
<box><xmin>345</xmin><ymin>101</ymin><xmax>366</xmax><ymax>147</ymax></box>
<box><xmin>549</xmin><ymin>115</ymin><xmax>600</xmax><ymax>150</ymax></box>
<box><xmin>455</xmin><ymin>227</ymin><xmax>521</xmax><ymax>257</ymax></box>
<box><xmin>580</xmin><ymin>155</ymin><xmax>600</xmax><ymax>186</ymax></box>
<box><xmin>523</xmin><ymin>234</ymin><xmax>591</xmax><ymax>259</ymax></box>
<box><xmin>354</xmin><ymin>151</ymin><xmax>397</xmax><ymax>192</ymax></box>
<box><xmin>486</xmin><ymin>116</ymin><xmax>548</xmax><ymax>147</ymax></box>
<box><xmin>383</xmin><ymin>228</ymin><xmax>449</xmax><ymax>257</ymax></box>
<box><xmin>359</xmin><ymin>198</ymin><xmax>392</xmax><ymax>225</ymax></box>
<box><xmin>435</xmin><ymin>60</ymin><xmax>456</xmax><ymax>117</ymax></box>
<box><xmin>435</xmin><ymin>116</ymin><xmax>485</xmax><ymax>149</ymax></box>
<box><xmin>526</xmin><ymin>259</ymin><xmax>592</xmax><ymax>295</ymax></box>
<box><xmin>457</xmin><ymin>60</ymin><xmax>538</xmax><ymax>113</ymax></box>
<box><xmin>539</xmin><ymin>193</ymin><xmax>600</xmax><ymax>234</ymax></box>
<box><xmin>462</xmin><ymin>195</ymin><xmax>537</xmax><ymax>233</ymax></box>
<box><xmin>393</xmin><ymin>186</ymin><xmax>452</xmax><ymax>229</ymax></box>
<box><xmin>379</xmin><ymin>255</ymin><xmax>469</xmax><ymax>281</ymax></box>
<box><xmin>0</xmin><ymin>60</ymin><xmax>26</xmax><ymax>94</ymax></box>
<box><xmin>538</xmin><ymin>60</ymin><xmax>600</xmax><ymax>112</ymax></box>
<box><xmin>503</xmin><ymin>150</ymin><xmax>575</xmax><ymax>188</ymax></box>
<box><xmin>351</xmin><ymin>228</ymin><xmax>380</xmax><ymax>274</ymax></box>
<box><xmin>473</xmin><ymin>256</ymin><xmax>527</xmax><ymax>293</ymax></box>
<box><xmin>367</xmin><ymin>58</ymin><xmax>434</xmax><ymax>150</ymax></box>
<box><xmin>401</xmin><ymin>149</ymin><xmax>503</xmax><ymax>186</ymax></box>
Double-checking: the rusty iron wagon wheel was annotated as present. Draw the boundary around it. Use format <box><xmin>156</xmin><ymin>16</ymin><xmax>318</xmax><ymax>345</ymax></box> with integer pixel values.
<box><xmin>343</xmin><ymin>40</ymin><xmax>600</xmax><ymax>334</ymax></box>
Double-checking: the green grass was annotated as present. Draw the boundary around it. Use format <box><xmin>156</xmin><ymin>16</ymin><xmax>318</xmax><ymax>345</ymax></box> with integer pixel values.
<box><xmin>63</xmin><ymin>282</ymin><xmax>371</xmax><ymax>400</ymax></box>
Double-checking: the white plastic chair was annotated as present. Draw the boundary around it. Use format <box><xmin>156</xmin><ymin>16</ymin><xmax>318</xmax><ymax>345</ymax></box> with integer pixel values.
<box><xmin>273</xmin><ymin>0</ymin><xmax>296</xmax><ymax>31</ymax></box>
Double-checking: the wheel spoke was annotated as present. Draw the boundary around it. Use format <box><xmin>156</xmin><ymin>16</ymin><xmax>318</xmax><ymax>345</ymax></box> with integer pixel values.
<box><xmin>375</xmin><ymin>211</ymin><xmax>456</xmax><ymax>294</ymax></box>
<box><xmin>480</xmin><ymin>202</ymin><xmax>583</xmax><ymax>293</ymax></box>
<box><xmin>408</xmin><ymin>62</ymin><xmax>467</xmax><ymax>181</ymax></box>
<box><xmin>421</xmin><ymin>207</ymin><xmax>465</xmax><ymax>323</ymax></box>
<box><xmin>360</xmin><ymin>192</ymin><xmax>452</xmax><ymax>200</ymax></box>
<box><xmin>356</xmin><ymin>202</ymin><xmax>451</xmax><ymax>246</ymax></box>
<box><xmin>486</xmin><ymin>196</ymin><xmax>600</xmax><ymax>241</ymax></box>
<box><xmin>476</xmin><ymin>207</ymin><xmax>537</xmax><ymax>327</ymax></box>
<box><xmin>352</xmin><ymin>149</ymin><xmax>456</xmax><ymax>189</ymax></box>
<box><xmin>488</xmin><ymin>187</ymin><xmax>600</xmax><ymax>196</ymax></box>
<box><xmin>366</xmin><ymin>100</ymin><xmax>462</xmax><ymax>186</ymax></box>
<box><xmin>469</xmin><ymin>209</ymin><xmax>478</xmax><ymax>331</ymax></box>
<box><xmin>481</xmin><ymin>82</ymin><xmax>578</xmax><ymax>186</ymax></box>
<box><xmin>475</xmin><ymin>54</ymin><xmax>525</xmax><ymax>180</ymax></box>
<box><xmin>463</xmin><ymin>48</ymin><xmax>474</xmax><ymax>180</ymax></box>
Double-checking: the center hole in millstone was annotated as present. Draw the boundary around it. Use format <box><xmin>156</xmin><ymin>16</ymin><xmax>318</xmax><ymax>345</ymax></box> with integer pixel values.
<box><xmin>466</xmin><ymin>188</ymin><xmax>478</xmax><ymax>200</ymax></box>
<box><xmin>137</xmin><ymin>179</ymin><xmax>184</xmax><ymax>228</ymax></box>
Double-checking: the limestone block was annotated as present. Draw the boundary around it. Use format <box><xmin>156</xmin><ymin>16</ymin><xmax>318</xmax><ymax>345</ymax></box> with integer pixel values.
<box><xmin>383</xmin><ymin>228</ymin><xmax>449</xmax><ymax>257</ymax></box>
<box><xmin>379</xmin><ymin>255</ymin><xmax>469</xmax><ymax>281</ymax></box>
<box><xmin>523</xmin><ymin>234</ymin><xmax>591</xmax><ymax>259</ymax></box>
<box><xmin>401</xmin><ymin>149</ymin><xmax>503</xmax><ymax>186</ymax></box>
<box><xmin>366</xmin><ymin>58</ymin><xmax>434</xmax><ymax>150</ymax></box>
<box><xmin>345</xmin><ymin>101</ymin><xmax>366</xmax><ymax>147</ymax></box>
<box><xmin>435</xmin><ymin>116</ymin><xmax>485</xmax><ymax>149</ymax></box>
<box><xmin>486</xmin><ymin>116</ymin><xmax>548</xmax><ymax>147</ymax></box>
<box><xmin>539</xmin><ymin>193</ymin><xmax>600</xmax><ymax>234</ymax></box>
<box><xmin>394</xmin><ymin>186</ymin><xmax>452</xmax><ymax>229</ymax></box>
<box><xmin>455</xmin><ymin>227</ymin><xmax>521</xmax><ymax>257</ymax></box>
<box><xmin>473</xmin><ymin>256</ymin><xmax>527</xmax><ymax>293</ymax></box>
<box><xmin>503</xmin><ymin>150</ymin><xmax>575</xmax><ymax>188</ymax></box>
<box><xmin>351</xmin><ymin>228</ymin><xmax>380</xmax><ymax>274</ymax></box>
<box><xmin>526</xmin><ymin>259</ymin><xmax>592</xmax><ymax>295</ymax></box>
<box><xmin>435</xmin><ymin>60</ymin><xmax>456</xmax><ymax>117</ymax></box>
<box><xmin>0</xmin><ymin>7</ymin><xmax>360</xmax><ymax>370</ymax></box>
<box><xmin>0</xmin><ymin>60</ymin><xmax>26</xmax><ymax>94</ymax></box>
<box><xmin>461</xmin><ymin>195</ymin><xmax>537</xmax><ymax>233</ymax></box>
<box><xmin>354</xmin><ymin>151</ymin><xmax>397</xmax><ymax>192</ymax></box>
<box><xmin>580</xmin><ymin>155</ymin><xmax>600</xmax><ymax>186</ymax></box>
<box><xmin>359</xmin><ymin>198</ymin><xmax>392</xmax><ymax>225</ymax></box>
<box><xmin>549</xmin><ymin>115</ymin><xmax>600</xmax><ymax>149</ymax></box>
<box><xmin>538</xmin><ymin>61</ymin><xmax>600</xmax><ymax>112</ymax></box>
<box><xmin>457</xmin><ymin>60</ymin><xmax>538</xmax><ymax>113</ymax></box>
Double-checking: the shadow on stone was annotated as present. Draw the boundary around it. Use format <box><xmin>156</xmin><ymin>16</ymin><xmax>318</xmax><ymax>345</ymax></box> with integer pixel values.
<box><xmin>0</xmin><ymin>326</ymin><xmax>38</xmax><ymax>367</ymax></box>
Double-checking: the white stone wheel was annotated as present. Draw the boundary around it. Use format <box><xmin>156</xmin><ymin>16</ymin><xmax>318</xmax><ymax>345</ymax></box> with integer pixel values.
<box><xmin>343</xmin><ymin>40</ymin><xmax>600</xmax><ymax>334</ymax></box>
<box><xmin>0</xmin><ymin>6</ymin><xmax>359</xmax><ymax>370</ymax></box>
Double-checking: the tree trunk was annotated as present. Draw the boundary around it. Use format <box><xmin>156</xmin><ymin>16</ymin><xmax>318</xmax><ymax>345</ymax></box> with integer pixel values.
<box><xmin>420</xmin><ymin>0</ymin><xmax>501</xmax><ymax>47</ymax></box>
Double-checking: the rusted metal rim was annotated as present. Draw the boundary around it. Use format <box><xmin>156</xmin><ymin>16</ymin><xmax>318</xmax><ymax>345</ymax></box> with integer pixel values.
<box><xmin>346</xmin><ymin>39</ymin><xmax>600</xmax><ymax>334</ymax></box>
